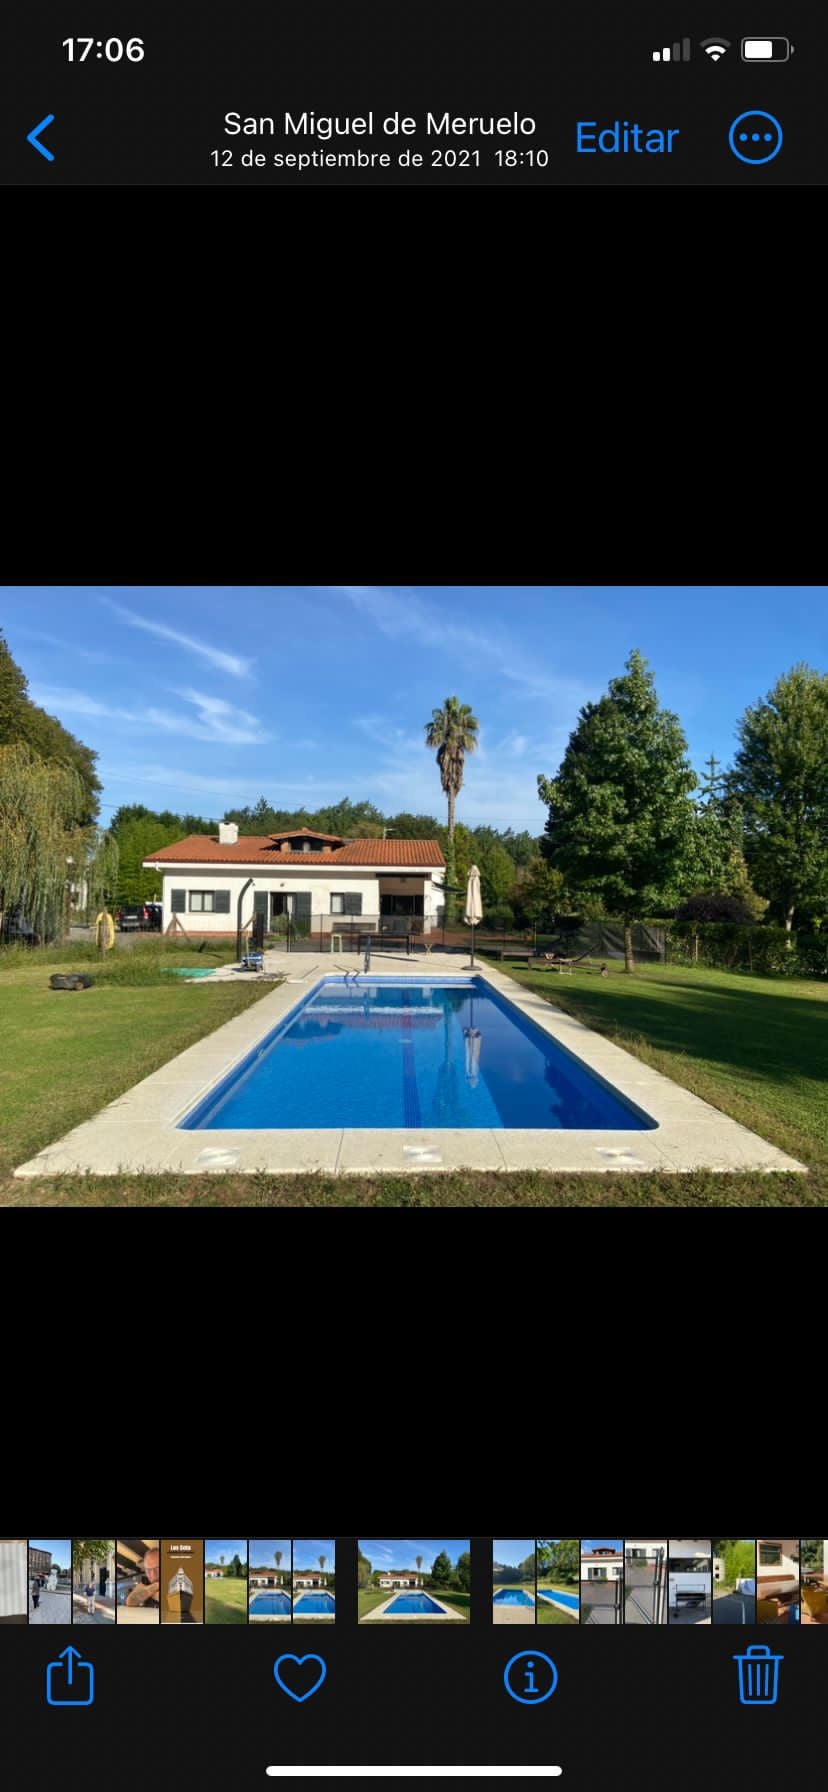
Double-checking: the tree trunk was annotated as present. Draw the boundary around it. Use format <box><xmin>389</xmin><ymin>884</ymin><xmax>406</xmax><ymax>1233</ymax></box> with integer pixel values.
<box><xmin>785</xmin><ymin>904</ymin><xmax>795</xmax><ymax>944</ymax></box>
<box><xmin>447</xmin><ymin>787</ymin><xmax>455</xmax><ymax>841</ymax></box>
<box><xmin>623</xmin><ymin>918</ymin><xmax>635</xmax><ymax>973</ymax></box>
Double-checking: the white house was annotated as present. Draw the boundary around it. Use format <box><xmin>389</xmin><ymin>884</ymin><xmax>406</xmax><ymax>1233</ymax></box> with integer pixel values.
<box><xmin>143</xmin><ymin>826</ymin><xmax>446</xmax><ymax>940</ymax></box>
<box><xmin>580</xmin><ymin>1549</ymin><xmax>623</xmax><ymax>1582</ymax></box>
<box><xmin>294</xmin><ymin>1571</ymin><xmax>329</xmax><ymax>1588</ymax></box>
<box><xmin>377</xmin><ymin>1571</ymin><xmax>424</xmax><ymax>1589</ymax></box>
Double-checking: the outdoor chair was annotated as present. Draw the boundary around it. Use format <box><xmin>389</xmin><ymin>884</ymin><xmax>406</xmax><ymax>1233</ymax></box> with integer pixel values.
<box><xmin>802</xmin><ymin>1585</ymin><xmax>828</xmax><ymax>1621</ymax></box>
<box><xmin>533</xmin><ymin>948</ymin><xmax>592</xmax><ymax>974</ymax></box>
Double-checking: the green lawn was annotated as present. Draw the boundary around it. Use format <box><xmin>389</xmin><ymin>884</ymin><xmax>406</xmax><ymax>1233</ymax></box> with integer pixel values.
<box><xmin>205</xmin><ymin>1577</ymin><xmax>248</xmax><ymax>1624</ymax></box>
<box><xmin>537</xmin><ymin>1582</ymin><xmax>579</xmax><ymax>1625</ymax></box>
<box><xmin>3</xmin><ymin>952</ymin><xmax>827</xmax><ymax>1207</ymax></box>
<box><xmin>358</xmin><ymin>1588</ymin><xmax>470</xmax><ymax>1622</ymax></box>
<box><xmin>0</xmin><ymin>951</ymin><xmax>275</xmax><ymax>1198</ymax></box>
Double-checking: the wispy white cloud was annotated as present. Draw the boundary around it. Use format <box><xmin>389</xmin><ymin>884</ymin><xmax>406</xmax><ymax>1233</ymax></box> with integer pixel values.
<box><xmin>29</xmin><ymin>685</ymin><xmax>271</xmax><ymax>746</ymax></box>
<box><xmin>99</xmin><ymin>597</ymin><xmax>252</xmax><ymax>678</ymax></box>
<box><xmin>325</xmin><ymin>586</ymin><xmax>597</xmax><ymax>707</ymax></box>
<box><xmin>7</xmin><ymin>625</ymin><xmax>114</xmax><ymax>664</ymax></box>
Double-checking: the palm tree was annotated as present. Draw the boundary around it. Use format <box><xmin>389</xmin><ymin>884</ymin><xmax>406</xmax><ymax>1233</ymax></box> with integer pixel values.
<box><xmin>425</xmin><ymin>697</ymin><xmax>479</xmax><ymax>841</ymax></box>
<box><xmin>275</xmin><ymin>1550</ymin><xmax>282</xmax><ymax>1582</ymax></box>
<box><xmin>220</xmin><ymin>1554</ymin><xmax>225</xmax><ymax>1573</ymax></box>
<box><xmin>319</xmin><ymin>1554</ymin><xmax>327</xmax><ymax>1582</ymax></box>
<box><xmin>416</xmin><ymin>1554</ymin><xmax>423</xmax><ymax>1583</ymax></box>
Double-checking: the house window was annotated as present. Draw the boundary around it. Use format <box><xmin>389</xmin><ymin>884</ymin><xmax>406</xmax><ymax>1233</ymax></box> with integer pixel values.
<box><xmin>331</xmin><ymin>893</ymin><xmax>363</xmax><ymax>915</ymax></box>
<box><xmin>189</xmin><ymin>891</ymin><xmax>230</xmax><ymax>913</ymax></box>
<box><xmin>380</xmin><ymin>893</ymin><xmax>424</xmax><ymax>916</ymax></box>
<box><xmin>171</xmin><ymin>889</ymin><xmax>186</xmax><ymax>913</ymax></box>
<box><xmin>759</xmin><ymin>1544</ymin><xmax>782</xmax><ymax>1566</ymax></box>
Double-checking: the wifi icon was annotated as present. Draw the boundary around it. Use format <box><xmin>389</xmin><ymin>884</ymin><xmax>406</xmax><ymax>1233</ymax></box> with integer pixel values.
<box><xmin>701</xmin><ymin>37</ymin><xmax>731</xmax><ymax>58</ymax></box>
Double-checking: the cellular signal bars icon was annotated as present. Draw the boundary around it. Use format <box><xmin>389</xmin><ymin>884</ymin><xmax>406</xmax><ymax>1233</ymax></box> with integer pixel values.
<box><xmin>653</xmin><ymin>38</ymin><xmax>691</xmax><ymax>60</ymax></box>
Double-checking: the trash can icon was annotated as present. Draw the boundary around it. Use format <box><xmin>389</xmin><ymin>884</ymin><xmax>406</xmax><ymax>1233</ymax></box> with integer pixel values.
<box><xmin>734</xmin><ymin>1643</ymin><xmax>783</xmax><ymax>1705</ymax></box>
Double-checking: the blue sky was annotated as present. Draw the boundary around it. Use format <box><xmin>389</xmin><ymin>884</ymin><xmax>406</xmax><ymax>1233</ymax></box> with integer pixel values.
<box><xmin>582</xmin><ymin>1540</ymin><xmax>623</xmax><ymax>1552</ymax></box>
<box><xmin>249</xmin><ymin>1540</ymin><xmax>291</xmax><ymax>1567</ymax></box>
<box><xmin>494</xmin><ymin>1540</ymin><xmax>535</xmax><ymax>1560</ymax></box>
<box><xmin>360</xmin><ymin>1540</ymin><xmax>470</xmax><ymax>1567</ymax></box>
<box><xmin>4</xmin><ymin>586</ymin><xmax>824</xmax><ymax>836</ymax></box>
<box><xmin>205</xmin><ymin>1540</ymin><xmax>246</xmax><ymax>1562</ymax></box>
<box><xmin>293</xmin><ymin>1540</ymin><xmax>335</xmax><ymax>1571</ymax></box>
<box><xmin>29</xmin><ymin>1539</ymin><xmax>70</xmax><ymax>1565</ymax></box>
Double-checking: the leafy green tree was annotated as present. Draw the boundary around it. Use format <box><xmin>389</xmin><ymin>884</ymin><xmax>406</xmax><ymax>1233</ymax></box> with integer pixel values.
<box><xmin>230</xmin><ymin>1553</ymin><xmax>244</xmax><ymax>1579</ymax></box>
<box><xmin>385</xmin><ymin>811</ymin><xmax>442</xmax><ymax>838</ymax></box>
<box><xmin>455</xmin><ymin>1551</ymin><xmax>472</xmax><ymax>1592</ymax></box>
<box><xmin>112</xmin><ymin>811</ymin><xmax>185</xmax><ymax>904</ymax></box>
<box><xmin>538</xmin><ymin>1539</ymin><xmax>572</xmax><ymax>1584</ymax></box>
<box><xmin>538</xmin><ymin>649</ymin><xmax>696</xmax><ymax>971</ymax></box>
<box><xmin>730</xmin><ymin>664</ymin><xmax>828</xmax><ymax>933</ymax></box>
<box><xmin>1</xmin><ymin>743</ymin><xmax>91</xmax><ymax>940</ymax></box>
<box><xmin>358</xmin><ymin>1550</ymin><xmax>373</xmax><ymax>1589</ymax></box>
<box><xmin>513</xmin><ymin>857</ymin><xmax>566</xmax><ymax>930</ymax></box>
<box><xmin>72</xmin><ymin>1540</ymin><xmax>112</xmax><ymax>1574</ymax></box>
<box><xmin>0</xmin><ymin>630</ymin><xmax>101</xmax><ymax>824</ymax></box>
<box><xmin>425</xmin><ymin>696</ymin><xmax>480</xmax><ymax>841</ymax></box>
<box><xmin>480</xmin><ymin>843</ymin><xmax>516</xmax><ymax>909</ymax></box>
<box><xmin>431</xmin><ymin>1550</ymin><xmax>453</xmax><ymax>1586</ymax></box>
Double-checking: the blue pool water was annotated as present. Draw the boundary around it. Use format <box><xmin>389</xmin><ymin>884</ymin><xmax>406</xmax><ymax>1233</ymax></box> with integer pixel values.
<box><xmin>249</xmin><ymin>1593</ymin><xmax>291</xmax><ymax>1616</ymax></box>
<box><xmin>538</xmin><ymin>1589</ymin><xmax>580</xmax><ymax>1610</ymax></box>
<box><xmin>493</xmin><ymin>1588</ymin><xmax>535</xmax><ymax>1607</ymax></box>
<box><xmin>384</xmin><ymin>1593</ymin><xmax>447</xmax><ymax>1615</ymax></box>
<box><xmin>294</xmin><ymin>1593</ymin><xmax>336</xmax><ymax>1613</ymax></box>
<box><xmin>180</xmin><ymin>978</ymin><xmax>656</xmax><ymax>1131</ymax></box>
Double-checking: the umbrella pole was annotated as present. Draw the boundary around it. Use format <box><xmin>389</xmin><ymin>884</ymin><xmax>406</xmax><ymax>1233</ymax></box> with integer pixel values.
<box><xmin>471</xmin><ymin>921</ymin><xmax>475</xmax><ymax>968</ymax></box>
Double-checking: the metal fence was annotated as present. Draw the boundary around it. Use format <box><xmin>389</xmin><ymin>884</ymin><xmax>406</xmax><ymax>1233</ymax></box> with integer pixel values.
<box><xmin>260</xmin><ymin>915</ymin><xmax>667</xmax><ymax>960</ymax></box>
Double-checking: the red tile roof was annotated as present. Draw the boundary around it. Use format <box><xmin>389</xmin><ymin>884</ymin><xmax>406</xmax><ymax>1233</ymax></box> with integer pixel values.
<box><xmin>143</xmin><ymin>836</ymin><xmax>445</xmax><ymax>867</ymax></box>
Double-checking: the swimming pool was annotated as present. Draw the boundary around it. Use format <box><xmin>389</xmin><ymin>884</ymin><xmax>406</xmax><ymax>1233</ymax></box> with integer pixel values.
<box><xmin>538</xmin><ymin>1588</ymin><xmax>579</xmax><ymax>1610</ymax></box>
<box><xmin>180</xmin><ymin>978</ymin><xmax>656</xmax><ymax>1131</ymax></box>
<box><xmin>493</xmin><ymin>1588</ymin><xmax>535</xmax><ymax>1607</ymax></box>
<box><xmin>383</xmin><ymin>1593</ymin><xmax>447</xmax><ymax>1615</ymax></box>
<box><xmin>293</xmin><ymin>1593</ymin><xmax>335</xmax><ymax>1614</ymax></box>
<box><xmin>249</xmin><ymin>1592</ymin><xmax>291</xmax><ymax>1616</ymax></box>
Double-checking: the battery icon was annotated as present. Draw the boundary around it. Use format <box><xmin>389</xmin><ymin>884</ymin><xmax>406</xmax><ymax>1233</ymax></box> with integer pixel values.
<box><xmin>741</xmin><ymin>37</ymin><xmax>793</xmax><ymax>59</ymax></box>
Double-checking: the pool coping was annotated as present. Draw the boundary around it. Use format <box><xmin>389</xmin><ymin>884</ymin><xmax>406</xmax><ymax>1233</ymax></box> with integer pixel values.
<box><xmin>13</xmin><ymin>954</ymin><xmax>806</xmax><ymax>1177</ymax></box>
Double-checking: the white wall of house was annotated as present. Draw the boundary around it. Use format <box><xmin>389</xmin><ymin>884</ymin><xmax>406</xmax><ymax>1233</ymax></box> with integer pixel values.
<box><xmin>0</xmin><ymin>1541</ymin><xmax>27</xmax><ymax>1618</ymax></box>
<box><xmin>147</xmin><ymin>864</ymin><xmax>444</xmax><ymax>934</ymax></box>
<box><xmin>757</xmin><ymin>1539</ymin><xmax>799</xmax><ymax>1593</ymax></box>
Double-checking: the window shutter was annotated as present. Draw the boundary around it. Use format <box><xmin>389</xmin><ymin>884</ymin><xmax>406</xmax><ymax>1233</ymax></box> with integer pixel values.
<box><xmin>214</xmin><ymin>890</ymin><xmax>231</xmax><ymax>914</ymax></box>
<box><xmin>253</xmin><ymin>891</ymin><xmax>269</xmax><ymax>917</ymax></box>
<box><xmin>293</xmin><ymin>891</ymin><xmax>312</xmax><ymax>919</ymax></box>
<box><xmin>171</xmin><ymin>889</ymin><xmax>185</xmax><ymax>913</ymax></box>
<box><xmin>343</xmin><ymin>892</ymin><xmax>362</xmax><ymax>915</ymax></box>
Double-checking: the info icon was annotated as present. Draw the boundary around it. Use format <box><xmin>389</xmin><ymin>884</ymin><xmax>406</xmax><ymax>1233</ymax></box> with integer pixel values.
<box><xmin>504</xmin><ymin>1651</ymin><xmax>559</xmax><ymax>1705</ymax></box>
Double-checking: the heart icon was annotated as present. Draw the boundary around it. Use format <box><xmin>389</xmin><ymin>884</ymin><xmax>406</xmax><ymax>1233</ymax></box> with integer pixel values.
<box><xmin>273</xmin><ymin>1654</ymin><xmax>327</xmax><ymax>1703</ymax></box>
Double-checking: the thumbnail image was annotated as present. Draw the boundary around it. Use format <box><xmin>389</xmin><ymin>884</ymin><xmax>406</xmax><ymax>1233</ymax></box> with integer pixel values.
<box><xmin>73</xmin><ymin>1540</ymin><xmax>116</xmax><ymax>1623</ymax></box>
<box><xmin>0</xmin><ymin>1539</ymin><xmax>27</xmax><ymax>1624</ymax></box>
<box><xmin>116</xmin><ymin>1540</ymin><xmax>160</xmax><ymax>1624</ymax></box>
<box><xmin>249</xmin><ymin>1541</ymin><xmax>292</xmax><ymax>1622</ymax></box>
<box><xmin>580</xmin><ymin>1540</ymin><xmax>623</xmax><ymax>1625</ymax></box>
<box><xmin>205</xmin><ymin>1541</ymin><xmax>248</xmax><ymax>1624</ymax></box>
<box><xmin>757</xmin><ymin>1538</ymin><xmax>800</xmax><ymax>1624</ymax></box>
<box><xmin>712</xmin><ymin>1539</ymin><xmax>755</xmax><ymax>1624</ymax></box>
<box><xmin>359</xmin><ymin>1540</ymin><xmax>471</xmax><ymax>1622</ymax></box>
<box><xmin>292</xmin><ymin>1540</ymin><xmax>335</xmax><ymax>1623</ymax></box>
<box><xmin>536</xmin><ymin>1540</ymin><xmax>579</xmax><ymax>1625</ymax></box>
<box><xmin>493</xmin><ymin>1540</ymin><xmax>536</xmax><ymax>1623</ymax></box>
<box><xmin>28</xmin><ymin>1540</ymin><xmax>72</xmax><ymax>1624</ymax></box>
<box><xmin>800</xmin><ymin>1540</ymin><xmax>828</xmax><ymax>1624</ymax></box>
<box><xmin>668</xmin><ymin>1540</ymin><xmax>712</xmax><ymax>1624</ymax></box>
<box><xmin>160</xmin><ymin>1540</ymin><xmax>204</xmax><ymax>1624</ymax></box>
<box><xmin>624</xmin><ymin>1540</ymin><xmax>667</xmax><ymax>1625</ymax></box>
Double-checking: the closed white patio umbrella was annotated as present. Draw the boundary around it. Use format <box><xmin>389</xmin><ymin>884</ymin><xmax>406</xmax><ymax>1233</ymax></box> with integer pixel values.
<box><xmin>464</xmin><ymin>864</ymin><xmax>483</xmax><ymax>967</ymax></box>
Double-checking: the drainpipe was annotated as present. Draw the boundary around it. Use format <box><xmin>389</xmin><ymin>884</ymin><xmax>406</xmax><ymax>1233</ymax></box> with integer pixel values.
<box><xmin>236</xmin><ymin>877</ymin><xmax>254</xmax><ymax>960</ymax></box>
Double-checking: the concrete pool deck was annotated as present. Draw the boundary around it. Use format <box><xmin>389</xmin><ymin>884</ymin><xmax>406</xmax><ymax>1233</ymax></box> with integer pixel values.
<box><xmin>13</xmin><ymin>952</ymin><xmax>806</xmax><ymax>1178</ymax></box>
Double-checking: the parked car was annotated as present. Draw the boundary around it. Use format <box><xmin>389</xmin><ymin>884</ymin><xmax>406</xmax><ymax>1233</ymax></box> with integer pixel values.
<box><xmin>116</xmin><ymin>902</ymin><xmax>163</xmax><ymax>932</ymax></box>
